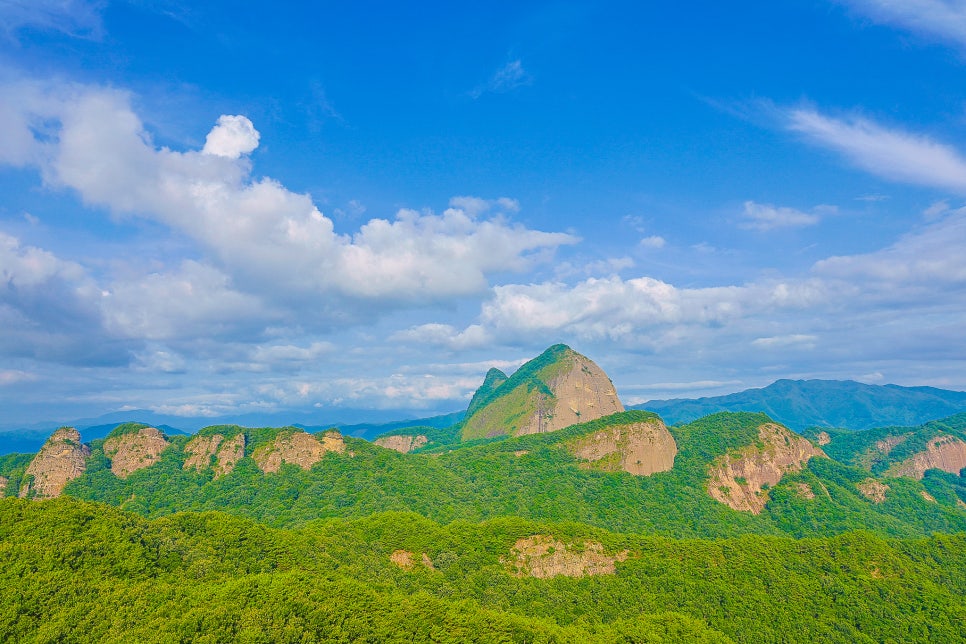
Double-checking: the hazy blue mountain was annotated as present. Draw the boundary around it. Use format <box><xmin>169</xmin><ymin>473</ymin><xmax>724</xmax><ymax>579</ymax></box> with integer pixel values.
<box><xmin>299</xmin><ymin>410</ymin><xmax>466</xmax><ymax>441</ymax></box>
<box><xmin>636</xmin><ymin>379</ymin><xmax>966</xmax><ymax>430</ymax></box>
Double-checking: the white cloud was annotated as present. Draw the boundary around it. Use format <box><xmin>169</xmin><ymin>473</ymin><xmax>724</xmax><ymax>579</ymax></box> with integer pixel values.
<box><xmin>840</xmin><ymin>0</ymin><xmax>966</xmax><ymax>48</ymax></box>
<box><xmin>741</xmin><ymin>201</ymin><xmax>822</xmax><ymax>231</ymax></box>
<box><xmin>0</xmin><ymin>369</ymin><xmax>38</xmax><ymax>386</ymax></box>
<box><xmin>202</xmin><ymin>115</ymin><xmax>260</xmax><ymax>159</ymax></box>
<box><xmin>0</xmin><ymin>82</ymin><xmax>577</xmax><ymax>317</ymax></box>
<box><xmin>786</xmin><ymin>107</ymin><xmax>966</xmax><ymax>192</ymax></box>
<box><xmin>639</xmin><ymin>235</ymin><xmax>666</xmax><ymax>248</ymax></box>
<box><xmin>814</xmin><ymin>209</ymin><xmax>966</xmax><ymax>286</ymax></box>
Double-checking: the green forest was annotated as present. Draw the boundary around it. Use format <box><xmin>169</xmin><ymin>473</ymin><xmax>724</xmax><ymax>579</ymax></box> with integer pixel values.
<box><xmin>3</xmin><ymin>402</ymin><xmax>966</xmax><ymax>641</ymax></box>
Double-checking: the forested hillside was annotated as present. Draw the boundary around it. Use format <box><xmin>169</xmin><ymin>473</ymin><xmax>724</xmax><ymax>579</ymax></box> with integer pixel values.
<box><xmin>3</xmin><ymin>497</ymin><xmax>965</xmax><ymax>643</ymax></box>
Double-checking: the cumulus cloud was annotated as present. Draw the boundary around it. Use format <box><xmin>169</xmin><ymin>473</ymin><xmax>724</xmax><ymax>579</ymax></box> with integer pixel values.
<box><xmin>786</xmin><ymin>107</ymin><xmax>966</xmax><ymax>192</ymax></box>
<box><xmin>839</xmin><ymin>0</ymin><xmax>966</xmax><ymax>48</ymax></box>
<box><xmin>0</xmin><ymin>231</ymin><xmax>131</xmax><ymax>365</ymax></box>
<box><xmin>740</xmin><ymin>201</ymin><xmax>823</xmax><ymax>231</ymax></box>
<box><xmin>202</xmin><ymin>115</ymin><xmax>260</xmax><ymax>159</ymax></box>
<box><xmin>0</xmin><ymin>81</ymin><xmax>576</xmax><ymax>319</ymax></box>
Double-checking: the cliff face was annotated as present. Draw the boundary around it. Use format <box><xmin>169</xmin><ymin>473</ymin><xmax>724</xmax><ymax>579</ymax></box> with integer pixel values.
<box><xmin>253</xmin><ymin>430</ymin><xmax>346</xmax><ymax>473</ymax></box>
<box><xmin>373</xmin><ymin>434</ymin><xmax>428</xmax><ymax>454</ymax></box>
<box><xmin>19</xmin><ymin>427</ymin><xmax>90</xmax><ymax>499</ymax></box>
<box><xmin>707</xmin><ymin>423</ymin><xmax>826</xmax><ymax>514</ymax></box>
<box><xmin>567</xmin><ymin>419</ymin><xmax>677</xmax><ymax>476</ymax></box>
<box><xmin>462</xmin><ymin>345</ymin><xmax>624</xmax><ymax>440</ymax></box>
<box><xmin>183</xmin><ymin>433</ymin><xmax>246</xmax><ymax>477</ymax></box>
<box><xmin>887</xmin><ymin>435</ymin><xmax>966</xmax><ymax>479</ymax></box>
<box><xmin>103</xmin><ymin>427</ymin><xmax>169</xmax><ymax>478</ymax></box>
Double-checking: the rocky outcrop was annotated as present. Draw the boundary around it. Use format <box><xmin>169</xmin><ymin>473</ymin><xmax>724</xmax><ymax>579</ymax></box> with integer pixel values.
<box><xmin>183</xmin><ymin>433</ymin><xmax>245</xmax><ymax>477</ymax></box>
<box><xmin>374</xmin><ymin>434</ymin><xmax>428</xmax><ymax>454</ymax></box>
<box><xmin>253</xmin><ymin>430</ymin><xmax>345</xmax><ymax>473</ymax></box>
<box><xmin>505</xmin><ymin>535</ymin><xmax>628</xmax><ymax>579</ymax></box>
<box><xmin>857</xmin><ymin>478</ymin><xmax>889</xmax><ymax>503</ymax></box>
<box><xmin>875</xmin><ymin>434</ymin><xmax>908</xmax><ymax>454</ymax></box>
<box><xmin>0</xmin><ymin>476</ymin><xmax>7</xmax><ymax>497</ymax></box>
<box><xmin>886</xmin><ymin>435</ymin><xmax>966</xmax><ymax>479</ymax></box>
<box><xmin>462</xmin><ymin>345</ymin><xmax>624</xmax><ymax>440</ymax></box>
<box><xmin>816</xmin><ymin>431</ymin><xmax>831</xmax><ymax>446</ymax></box>
<box><xmin>708</xmin><ymin>423</ymin><xmax>826</xmax><ymax>514</ymax></box>
<box><xmin>19</xmin><ymin>428</ymin><xmax>90</xmax><ymax>499</ymax></box>
<box><xmin>103</xmin><ymin>427</ymin><xmax>169</xmax><ymax>478</ymax></box>
<box><xmin>567</xmin><ymin>419</ymin><xmax>677</xmax><ymax>476</ymax></box>
<box><xmin>795</xmin><ymin>483</ymin><xmax>816</xmax><ymax>500</ymax></box>
<box><xmin>389</xmin><ymin>550</ymin><xmax>435</xmax><ymax>571</ymax></box>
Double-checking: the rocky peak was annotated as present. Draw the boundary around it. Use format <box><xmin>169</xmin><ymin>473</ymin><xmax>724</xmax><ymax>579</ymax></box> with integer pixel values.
<box><xmin>183</xmin><ymin>432</ymin><xmax>246</xmax><ymax>477</ymax></box>
<box><xmin>462</xmin><ymin>345</ymin><xmax>624</xmax><ymax>440</ymax></box>
<box><xmin>707</xmin><ymin>423</ymin><xmax>826</xmax><ymax>514</ymax></box>
<box><xmin>19</xmin><ymin>427</ymin><xmax>91</xmax><ymax>499</ymax></box>
<box><xmin>466</xmin><ymin>368</ymin><xmax>508</xmax><ymax>416</ymax></box>
<box><xmin>103</xmin><ymin>426</ymin><xmax>169</xmax><ymax>478</ymax></box>
<box><xmin>567</xmin><ymin>417</ymin><xmax>677</xmax><ymax>476</ymax></box>
<box><xmin>253</xmin><ymin>429</ymin><xmax>346</xmax><ymax>473</ymax></box>
<box><xmin>886</xmin><ymin>434</ymin><xmax>966</xmax><ymax>479</ymax></box>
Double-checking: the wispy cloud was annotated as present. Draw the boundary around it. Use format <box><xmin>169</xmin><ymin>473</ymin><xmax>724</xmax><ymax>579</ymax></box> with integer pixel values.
<box><xmin>786</xmin><ymin>107</ymin><xmax>966</xmax><ymax>192</ymax></box>
<box><xmin>740</xmin><ymin>201</ymin><xmax>824</xmax><ymax>231</ymax></box>
<box><xmin>0</xmin><ymin>0</ymin><xmax>106</xmax><ymax>39</ymax></box>
<box><xmin>839</xmin><ymin>0</ymin><xmax>966</xmax><ymax>48</ymax></box>
<box><xmin>470</xmin><ymin>60</ymin><xmax>532</xmax><ymax>99</ymax></box>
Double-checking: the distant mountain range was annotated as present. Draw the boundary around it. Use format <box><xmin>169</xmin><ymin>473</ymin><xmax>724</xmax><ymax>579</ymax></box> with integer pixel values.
<box><xmin>636</xmin><ymin>379</ymin><xmax>966</xmax><ymax>430</ymax></box>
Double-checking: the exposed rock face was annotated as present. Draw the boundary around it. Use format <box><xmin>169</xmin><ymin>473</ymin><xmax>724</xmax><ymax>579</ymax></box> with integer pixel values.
<box><xmin>462</xmin><ymin>345</ymin><xmax>624</xmax><ymax>440</ymax></box>
<box><xmin>857</xmin><ymin>478</ymin><xmax>889</xmax><ymax>503</ymax></box>
<box><xmin>795</xmin><ymin>483</ymin><xmax>816</xmax><ymax>500</ymax></box>
<box><xmin>19</xmin><ymin>428</ymin><xmax>90</xmax><ymax>499</ymax></box>
<box><xmin>254</xmin><ymin>430</ymin><xmax>345</xmax><ymax>473</ymax></box>
<box><xmin>0</xmin><ymin>476</ymin><xmax>7</xmax><ymax>497</ymax></box>
<box><xmin>887</xmin><ymin>435</ymin><xmax>966</xmax><ymax>479</ymax></box>
<box><xmin>374</xmin><ymin>434</ymin><xmax>428</xmax><ymax>454</ymax></box>
<box><xmin>567</xmin><ymin>419</ymin><xmax>677</xmax><ymax>476</ymax></box>
<box><xmin>103</xmin><ymin>427</ymin><xmax>169</xmax><ymax>478</ymax></box>
<box><xmin>708</xmin><ymin>423</ymin><xmax>826</xmax><ymax>514</ymax></box>
<box><xmin>921</xmin><ymin>490</ymin><xmax>937</xmax><ymax>503</ymax></box>
<box><xmin>875</xmin><ymin>435</ymin><xmax>908</xmax><ymax>454</ymax></box>
<box><xmin>183</xmin><ymin>433</ymin><xmax>246</xmax><ymax>477</ymax></box>
<box><xmin>505</xmin><ymin>535</ymin><xmax>628</xmax><ymax>579</ymax></box>
<box><xmin>388</xmin><ymin>550</ymin><xmax>435</xmax><ymax>571</ymax></box>
<box><xmin>816</xmin><ymin>431</ymin><xmax>831</xmax><ymax>446</ymax></box>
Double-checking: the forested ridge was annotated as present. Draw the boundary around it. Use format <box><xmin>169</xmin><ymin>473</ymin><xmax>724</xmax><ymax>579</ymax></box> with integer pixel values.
<box><xmin>3</xmin><ymin>497</ymin><xmax>965</xmax><ymax>643</ymax></box>
<box><xmin>3</xmin><ymin>403</ymin><xmax>966</xmax><ymax>641</ymax></box>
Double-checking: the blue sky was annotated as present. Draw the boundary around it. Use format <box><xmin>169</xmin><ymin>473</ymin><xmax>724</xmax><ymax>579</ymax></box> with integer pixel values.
<box><xmin>3</xmin><ymin>0</ymin><xmax>966</xmax><ymax>426</ymax></box>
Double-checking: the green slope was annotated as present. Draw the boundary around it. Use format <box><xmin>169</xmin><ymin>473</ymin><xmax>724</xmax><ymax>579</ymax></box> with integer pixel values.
<box><xmin>3</xmin><ymin>497</ymin><xmax>965</xmax><ymax>643</ymax></box>
<box><xmin>44</xmin><ymin>411</ymin><xmax>966</xmax><ymax>539</ymax></box>
<box><xmin>638</xmin><ymin>379</ymin><xmax>966</xmax><ymax>430</ymax></box>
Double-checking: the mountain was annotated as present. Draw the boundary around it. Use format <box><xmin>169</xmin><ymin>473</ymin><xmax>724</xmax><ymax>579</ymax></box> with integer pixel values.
<box><xmin>5</xmin><ymin>409</ymin><xmax>964</xmax><ymax>539</ymax></box>
<box><xmin>461</xmin><ymin>344</ymin><xmax>624</xmax><ymax>440</ymax></box>
<box><xmin>637</xmin><ymin>379</ymin><xmax>966</xmax><ymax>430</ymax></box>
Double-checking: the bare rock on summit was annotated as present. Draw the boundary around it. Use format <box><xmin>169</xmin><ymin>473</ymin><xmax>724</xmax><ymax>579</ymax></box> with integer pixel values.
<box><xmin>886</xmin><ymin>435</ymin><xmax>966</xmax><ymax>480</ymax></box>
<box><xmin>253</xmin><ymin>430</ymin><xmax>346</xmax><ymax>473</ymax></box>
<box><xmin>567</xmin><ymin>419</ymin><xmax>677</xmax><ymax>476</ymax></box>
<box><xmin>19</xmin><ymin>427</ymin><xmax>90</xmax><ymax>499</ymax></box>
<box><xmin>462</xmin><ymin>345</ymin><xmax>624</xmax><ymax>440</ymax></box>
<box><xmin>707</xmin><ymin>423</ymin><xmax>825</xmax><ymax>514</ymax></box>
<box><xmin>103</xmin><ymin>427</ymin><xmax>169</xmax><ymax>478</ymax></box>
<box><xmin>183</xmin><ymin>432</ymin><xmax>246</xmax><ymax>477</ymax></box>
